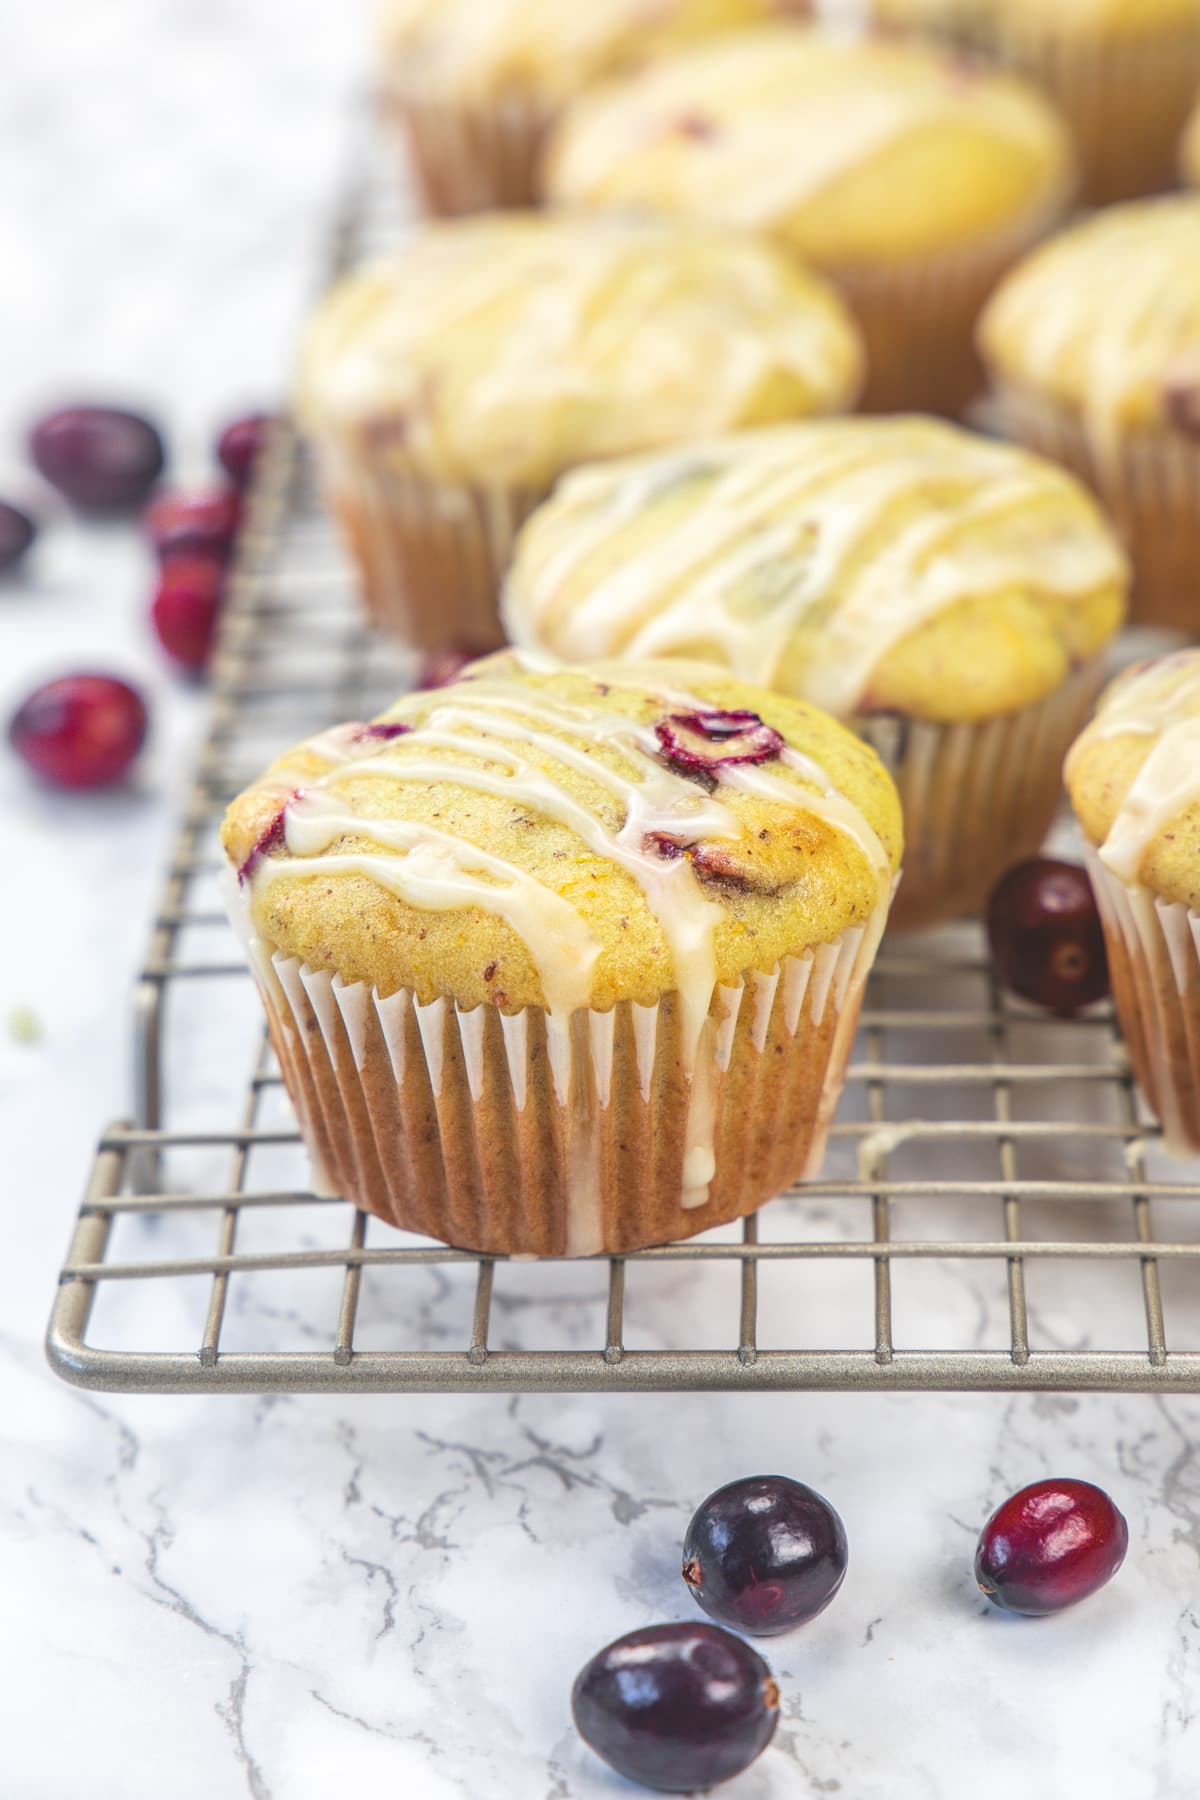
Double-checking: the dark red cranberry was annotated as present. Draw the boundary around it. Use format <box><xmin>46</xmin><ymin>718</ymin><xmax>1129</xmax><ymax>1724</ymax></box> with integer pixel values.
<box><xmin>29</xmin><ymin>406</ymin><xmax>165</xmax><ymax>510</ymax></box>
<box><xmin>216</xmin><ymin>412</ymin><xmax>275</xmax><ymax>487</ymax></box>
<box><xmin>976</xmin><ymin>1479</ymin><xmax>1128</xmax><ymax>1617</ymax></box>
<box><xmin>415</xmin><ymin>648</ymin><xmax>479</xmax><ymax>690</ymax></box>
<box><xmin>144</xmin><ymin>487</ymin><xmax>240</xmax><ymax>564</ymax></box>
<box><xmin>683</xmin><ymin>1475</ymin><xmax>848</xmax><ymax>1637</ymax></box>
<box><xmin>351</xmin><ymin>720</ymin><xmax>412</xmax><ymax>743</ymax></box>
<box><xmin>237</xmin><ymin>798</ymin><xmax>294</xmax><ymax>884</ymax></box>
<box><xmin>572</xmin><ymin>1622</ymin><xmax>778</xmax><ymax>1793</ymax></box>
<box><xmin>0</xmin><ymin>501</ymin><xmax>36</xmax><ymax>573</ymax></box>
<box><xmin>655</xmin><ymin>709</ymin><xmax>784</xmax><ymax>776</ymax></box>
<box><xmin>987</xmin><ymin>858</ymin><xmax>1109</xmax><ymax>1014</ymax></box>
<box><xmin>150</xmin><ymin>558</ymin><xmax>224</xmax><ymax>672</ymax></box>
<box><xmin>9</xmin><ymin>673</ymin><xmax>148</xmax><ymax>789</ymax></box>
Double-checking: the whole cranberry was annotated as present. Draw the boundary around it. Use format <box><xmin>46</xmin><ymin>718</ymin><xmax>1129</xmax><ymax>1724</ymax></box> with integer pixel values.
<box><xmin>0</xmin><ymin>501</ymin><xmax>36</xmax><ymax>573</ymax></box>
<box><xmin>216</xmin><ymin>412</ymin><xmax>275</xmax><ymax>487</ymax></box>
<box><xmin>144</xmin><ymin>487</ymin><xmax>240</xmax><ymax>564</ymax></box>
<box><xmin>682</xmin><ymin>1475</ymin><xmax>848</xmax><ymax>1636</ymax></box>
<box><xmin>9</xmin><ymin>674</ymin><xmax>148</xmax><ymax>789</ymax></box>
<box><xmin>986</xmin><ymin>858</ymin><xmax>1109</xmax><ymax>1014</ymax></box>
<box><xmin>976</xmin><ymin>1478</ymin><xmax>1128</xmax><ymax>1617</ymax></box>
<box><xmin>29</xmin><ymin>405</ymin><xmax>165</xmax><ymax>510</ymax></box>
<box><xmin>150</xmin><ymin>559</ymin><xmax>224</xmax><ymax>672</ymax></box>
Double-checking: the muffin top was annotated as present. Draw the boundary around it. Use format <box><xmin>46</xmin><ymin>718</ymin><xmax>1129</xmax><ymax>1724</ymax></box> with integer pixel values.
<box><xmin>1066</xmin><ymin>652</ymin><xmax>1200</xmax><ymax>905</ymax></box>
<box><xmin>544</xmin><ymin>27</ymin><xmax>1073</xmax><ymax>266</ymax></box>
<box><xmin>378</xmin><ymin>0</ymin><xmax>797</xmax><ymax>106</ymax></box>
<box><xmin>222</xmin><ymin>653</ymin><xmax>903</xmax><ymax>1044</ymax></box>
<box><xmin>979</xmin><ymin>196</ymin><xmax>1200</xmax><ymax>465</ymax></box>
<box><xmin>503</xmin><ymin>419</ymin><xmax>1127</xmax><ymax>725</ymax></box>
<box><xmin>1183</xmin><ymin>97</ymin><xmax>1200</xmax><ymax>187</ymax></box>
<box><xmin>295</xmin><ymin>214</ymin><xmax>862</xmax><ymax>489</ymax></box>
<box><xmin>873</xmin><ymin>0</ymin><xmax>1200</xmax><ymax>37</ymax></box>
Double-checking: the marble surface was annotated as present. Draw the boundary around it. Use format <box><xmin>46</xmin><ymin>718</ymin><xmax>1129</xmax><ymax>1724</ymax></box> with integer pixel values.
<box><xmin>5</xmin><ymin>6</ymin><xmax>1200</xmax><ymax>1798</ymax></box>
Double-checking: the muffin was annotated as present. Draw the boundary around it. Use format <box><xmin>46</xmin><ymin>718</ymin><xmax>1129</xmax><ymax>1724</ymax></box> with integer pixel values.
<box><xmin>979</xmin><ymin>196</ymin><xmax>1200</xmax><ymax>633</ymax></box>
<box><xmin>544</xmin><ymin>25</ymin><xmax>1074</xmax><ymax>414</ymax></box>
<box><xmin>1183</xmin><ymin>94</ymin><xmax>1200</xmax><ymax>187</ymax></box>
<box><xmin>503</xmin><ymin>418</ymin><xmax>1128</xmax><ymax>928</ymax></box>
<box><xmin>1065</xmin><ymin>652</ymin><xmax>1200</xmax><ymax>1153</ymax></box>
<box><xmin>295</xmin><ymin>212</ymin><xmax>862</xmax><ymax>653</ymax></box>
<box><xmin>221</xmin><ymin>653</ymin><xmax>903</xmax><ymax>1255</ymax></box>
<box><xmin>377</xmin><ymin>0</ymin><xmax>805</xmax><ymax>216</ymax></box>
<box><xmin>872</xmin><ymin>0</ymin><xmax>1200</xmax><ymax>204</ymax></box>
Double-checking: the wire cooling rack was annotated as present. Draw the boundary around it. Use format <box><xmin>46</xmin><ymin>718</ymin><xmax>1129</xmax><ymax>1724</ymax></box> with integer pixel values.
<box><xmin>46</xmin><ymin>142</ymin><xmax>1200</xmax><ymax>1397</ymax></box>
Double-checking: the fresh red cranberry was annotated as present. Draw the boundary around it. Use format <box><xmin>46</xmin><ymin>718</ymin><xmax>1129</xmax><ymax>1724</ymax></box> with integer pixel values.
<box><xmin>350</xmin><ymin>720</ymin><xmax>412</xmax><ymax>743</ymax></box>
<box><xmin>216</xmin><ymin>412</ymin><xmax>275</xmax><ymax>487</ymax></box>
<box><xmin>415</xmin><ymin>648</ymin><xmax>479</xmax><ymax>690</ymax></box>
<box><xmin>0</xmin><ymin>501</ymin><xmax>36</xmax><ymax>573</ymax></box>
<box><xmin>237</xmin><ymin>798</ymin><xmax>295</xmax><ymax>884</ymax></box>
<box><xmin>987</xmin><ymin>858</ymin><xmax>1109</xmax><ymax>1014</ymax></box>
<box><xmin>573</xmin><ymin>1622</ymin><xmax>778</xmax><ymax>1793</ymax></box>
<box><xmin>9</xmin><ymin>673</ymin><xmax>148</xmax><ymax>789</ymax></box>
<box><xmin>656</xmin><ymin>709</ymin><xmax>785</xmax><ymax>776</ymax></box>
<box><xmin>976</xmin><ymin>1479</ymin><xmax>1128</xmax><ymax>1617</ymax></box>
<box><xmin>683</xmin><ymin>1476</ymin><xmax>848</xmax><ymax>1637</ymax></box>
<box><xmin>144</xmin><ymin>487</ymin><xmax>240</xmax><ymax>564</ymax></box>
<box><xmin>29</xmin><ymin>406</ymin><xmax>165</xmax><ymax>510</ymax></box>
<box><xmin>150</xmin><ymin>558</ymin><xmax>224</xmax><ymax>672</ymax></box>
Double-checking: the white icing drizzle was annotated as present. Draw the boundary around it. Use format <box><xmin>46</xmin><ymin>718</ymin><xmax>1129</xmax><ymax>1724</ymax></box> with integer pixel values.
<box><xmin>241</xmin><ymin>664</ymin><xmax>890</xmax><ymax>1228</ymax></box>
<box><xmin>1073</xmin><ymin>654</ymin><xmax>1200</xmax><ymax>884</ymax></box>
<box><xmin>982</xmin><ymin>198</ymin><xmax>1200</xmax><ymax>479</ymax></box>
<box><xmin>504</xmin><ymin>420</ymin><xmax>1124</xmax><ymax>718</ymax></box>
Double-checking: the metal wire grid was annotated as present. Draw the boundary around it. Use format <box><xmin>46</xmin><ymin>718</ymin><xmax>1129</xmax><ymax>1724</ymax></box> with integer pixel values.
<box><xmin>46</xmin><ymin>145</ymin><xmax>1200</xmax><ymax>1397</ymax></box>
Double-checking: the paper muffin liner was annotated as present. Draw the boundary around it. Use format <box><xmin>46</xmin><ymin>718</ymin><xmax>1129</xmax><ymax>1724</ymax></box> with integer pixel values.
<box><xmin>991</xmin><ymin>383</ymin><xmax>1200</xmax><ymax>634</ymax></box>
<box><xmin>1084</xmin><ymin>850</ymin><xmax>1200</xmax><ymax>1156</ymax></box>
<box><xmin>834</xmin><ymin>206</ymin><xmax>1066</xmax><ymax>418</ymax></box>
<box><xmin>236</xmin><ymin>896</ymin><xmax>890</xmax><ymax>1258</ymax></box>
<box><xmin>318</xmin><ymin>436</ymin><xmax>545</xmax><ymax>652</ymax></box>
<box><xmin>988</xmin><ymin>19</ymin><xmax>1200</xmax><ymax>206</ymax></box>
<box><xmin>379</xmin><ymin>78</ymin><xmax>548</xmax><ymax>215</ymax></box>
<box><xmin>861</xmin><ymin>660</ymin><xmax>1105</xmax><ymax>931</ymax></box>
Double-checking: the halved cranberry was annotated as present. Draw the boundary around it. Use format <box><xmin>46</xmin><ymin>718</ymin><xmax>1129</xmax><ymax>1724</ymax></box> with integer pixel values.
<box><xmin>415</xmin><ymin>648</ymin><xmax>479</xmax><ymax>690</ymax></box>
<box><xmin>9</xmin><ymin>673</ymin><xmax>148</xmax><ymax>789</ymax></box>
<box><xmin>144</xmin><ymin>487</ymin><xmax>240</xmax><ymax>564</ymax></box>
<box><xmin>976</xmin><ymin>1479</ymin><xmax>1128</xmax><ymax>1617</ymax></box>
<box><xmin>216</xmin><ymin>412</ymin><xmax>275</xmax><ymax>487</ymax></box>
<box><xmin>0</xmin><ymin>501</ymin><xmax>36</xmax><ymax>573</ymax></box>
<box><xmin>29</xmin><ymin>406</ymin><xmax>165</xmax><ymax>510</ymax></box>
<box><xmin>348</xmin><ymin>720</ymin><xmax>412</xmax><ymax>746</ymax></box>
<box><xmin>237</xmin><ymin>797</ymin><xmax>295</xmax><ymax>884</ymax></box>
<box><xmin>655</xmin><ymin>710</ymin><xmax>784</xmax><ymax>776</ymax></box>
<box><xmin>150</xmin><ymin>558</ymin><xmax>224</xmax><ymax>672</ymax></box>
<box><xmin>987</xmin><ymin>859</ymin><xmax>1109</xmax><ymax>1014</ymax></box>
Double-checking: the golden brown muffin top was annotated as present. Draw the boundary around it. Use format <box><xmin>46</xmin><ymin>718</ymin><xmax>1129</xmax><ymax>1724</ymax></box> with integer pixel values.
<box><xmin>222</xmin><ymin>655</ymin><xmax>903</xmax><ymax>1034</ymax></box>
<box><xmin>504</xmin><ymin>418</ymin><xmax>1127</xmax><ymax>726</ymax></box>
<box><xmin>545</xmin><ymin>25</ymin><xmax>1073</xmax><ymax>266</ymax></box>
<box><xmin>1066</xmin><ymin>651</ymin><xmax>1200</xmax><ymax>906</ymax></box>
<box><xmin>295</xmin><ymin>213</ymin><xmax>862</xmax><ymax>488</ymax></box>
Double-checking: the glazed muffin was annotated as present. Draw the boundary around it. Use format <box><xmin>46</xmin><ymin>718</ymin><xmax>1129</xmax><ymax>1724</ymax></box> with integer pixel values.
<box><xmin>221</xmin><ymin>653</ymin><xmax>903</xmax><ymax>1255</ymax></box>
<box><xmin>1183</xmin><ymin>95</ymin><xmax>1200</xmax><ymax>187</ymax></box>
<box><xmin>545</xmin><ymin>25</ymin><xmax>1074</xmax><ymax>415</ymax></box>
<box><xmin>377</xmin><ymin>0</ymin><xmax>805</xmax><ymax>216</ymax></box>
<box><xmin>871</xmin><ymin>0</ymin><xmax>1200</xmax><ymax>204</ymax></box>
<box><xmin>979</xmin><ymin>197</ymin><xmax>1200</xmax><ymax>633</ymax></box>
<box><xmin>295</xmin><ymin>212</ymin><xmax>862</xmax><ymax>653</ymax></box>
<box><xmin>504</xmin><ymin>418</ymin><xmax>1126</xmax><ymax>927</ymax></box>
<box><xmin>1066</xmin><ymin>652</ymin><xmax>1200</xmax><ymax>1153</ymax></box>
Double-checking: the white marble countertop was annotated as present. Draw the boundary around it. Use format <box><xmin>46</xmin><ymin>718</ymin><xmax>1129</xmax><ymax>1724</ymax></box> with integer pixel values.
<box><xmin>4</xmin><ymin>6</ymin><xmax>1200</xmax><ymax>1798</ymax></box>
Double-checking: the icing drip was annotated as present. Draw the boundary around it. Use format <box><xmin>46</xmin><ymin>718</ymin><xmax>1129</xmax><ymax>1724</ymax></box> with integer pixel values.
<box><xmin>1072</xmin><ymin>654</ymin><xmax>1200</xmax><ymax>885</ymax></box>
<box><xmin>506</xmin><ymin>420</ymin><xmax>1123</xmax><ymax>716</ymax></box>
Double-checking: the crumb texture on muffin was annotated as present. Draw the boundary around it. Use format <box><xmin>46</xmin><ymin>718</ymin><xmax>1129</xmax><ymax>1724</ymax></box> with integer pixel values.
<box><xmin>295</xmin><ymin>214</ymin><xmax>861</xmax><ymax>488</ymax></box>
<box><xmin>222</xmin><ymin>652</ymin><xmax>902</xmax><ymax>1031</ymax></box>
<box><xmin>979</xmin><ymin>197</ymin><xmax>1200</xmax><ymax>462</ymax></box>
<box><xmin>378</xmin><ymin>0</ymin><xmax>793</xmax><ymax>104</ymax></box>
<box><xmin>504</xmin><ymin>419</ymin><xmax>1126</xmax><ymax>724</ymax></box>
<box><xmin>1066</xmin><ymin>651</ymin><xmax>1200</xmax><ymax>905</ymax></box>
<box><xmin>545</xmin><ymin>26</ymin><xmax>1073</xmax><ymax>265</ymax></box>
